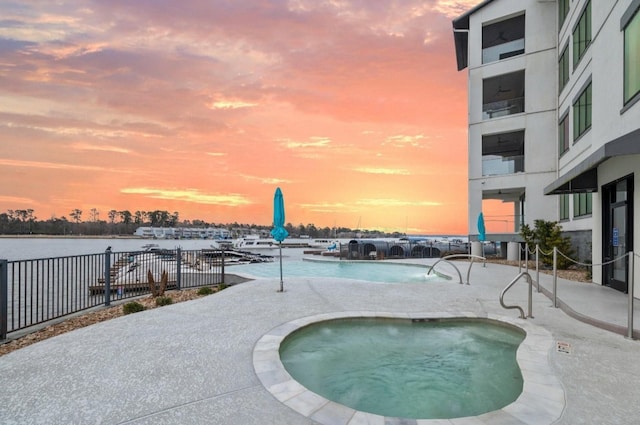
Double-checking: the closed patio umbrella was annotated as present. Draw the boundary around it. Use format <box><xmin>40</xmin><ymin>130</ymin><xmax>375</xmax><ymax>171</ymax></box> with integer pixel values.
<box><xmin>477</xmin><ymin>212</ymin><xmax>486</xmax><ymax>258</ymax></box>
<box><xmin>477</xmin><ymin>212</ymin><xmax>486</xmax><ymax>242</ymax></box>
<box><xmin>270</xmin><ymin>187</ymin><xmax>288</xmax><ymax>292</ymax></box>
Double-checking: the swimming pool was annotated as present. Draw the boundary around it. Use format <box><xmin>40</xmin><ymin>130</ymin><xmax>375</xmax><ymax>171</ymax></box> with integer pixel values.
<box><xmin>280</xmin><ymin>317</ymin><xmax>524</xmax><ymax>419</ymax></box>
<box><xmin>253</xmin><ymin>312</ymin><xmax>566</xmax><ymax>425</ymax></box>
<box><xmin>229</xmin><ymin>258</ymin><xmax>446</xmax><ymax>283</ymax></box>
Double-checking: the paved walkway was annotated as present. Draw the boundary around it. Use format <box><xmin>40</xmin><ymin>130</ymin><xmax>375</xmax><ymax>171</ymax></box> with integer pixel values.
<box><xmin>1</xmin><ymin>257</ymin><xmax>639</xmax><ymax>424</ymax></box>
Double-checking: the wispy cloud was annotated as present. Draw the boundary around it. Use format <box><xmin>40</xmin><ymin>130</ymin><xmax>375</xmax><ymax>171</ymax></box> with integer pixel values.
<box><xmin>0</xmin><ymin>158</ymin><xmax>128</xmax><ymax>173</ymax></box>
<box><xmin>384</xmin><ymin>134</ymin><xmax>427</xmax><ymax>148</ymax></box>
<box><xmin>209</xmin><ymin>100</ymin><xmax>258</xmax><ymax>110</ymax></box>
<box><xmin>70</xmin><ymin>142</ymin><xmax>131</xmax><ymax>154</ymax></box>
<box><xmin>353</xmin><ymin>167</ymin><xmax>411</xmax><ymax>175</ymax></box>
<box><xmin>357</xmin><ymin>198</ymin><xmax>441</xmax><ymax>207</ymax></box>
<box><xmin>299</xmin><ymin>202</ymin><xmax>355</xmax><ymax>213</ymax></box>
<box><xmin>120</xmin><ymin>188</ymin><xmax>253</xmax><ymax>206</ymax></box>
<box><xmin>0</xmin><ymin>195</ymin><xmax>36</xmax><ymax>205</ymax></box>
<box><xmin>239</xmin><ymin>174</ymin><xmax>292</xmax><ymax>185</ymax></box>
<box><xmin>279</xmin><ymin>136</ymin><xmax>331</xmax><ymax>149</ymax></box>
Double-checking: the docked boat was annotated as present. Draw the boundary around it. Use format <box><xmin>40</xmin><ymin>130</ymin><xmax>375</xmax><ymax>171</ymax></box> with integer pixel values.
<box><xmin>309</xmin><ymin>239</ymin><xmax>340</xmax><ymax>250</ymax></box>
<box><xmin>233</xmin><ymin>236</ymin><xmax>279</xmax><ymax>251</ymax></box>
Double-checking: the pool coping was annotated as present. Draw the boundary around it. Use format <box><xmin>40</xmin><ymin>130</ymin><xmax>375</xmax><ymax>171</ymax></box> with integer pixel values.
<box><xmin>252</xmin><ymin>311</ymin><xmax>566</xmax><ymax>425</ymax></box>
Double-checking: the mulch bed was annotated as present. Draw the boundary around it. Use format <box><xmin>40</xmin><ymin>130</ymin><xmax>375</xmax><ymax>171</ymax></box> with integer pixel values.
<box><xmin>0</xmin><ymin>287</ymin><xmax>219</xmax><ymax>357</ymax></box>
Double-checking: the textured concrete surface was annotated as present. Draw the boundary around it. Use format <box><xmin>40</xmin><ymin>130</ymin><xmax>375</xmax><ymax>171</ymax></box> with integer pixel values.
<box><xmin>1</xmin><ymin>255</ymin><xmax>639</xmax><ymax>424</ymax></box>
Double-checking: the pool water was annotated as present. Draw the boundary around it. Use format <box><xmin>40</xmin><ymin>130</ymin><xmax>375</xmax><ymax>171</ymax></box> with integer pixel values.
<box><xmin>279</xmin><ymin>318</ymin><xmax>524</xmax><ymax>419</ymax></box>
<box><xmin>230</xmin><ymin>259</ymin><xmax>445</xmax><ymax>283</ymax></box>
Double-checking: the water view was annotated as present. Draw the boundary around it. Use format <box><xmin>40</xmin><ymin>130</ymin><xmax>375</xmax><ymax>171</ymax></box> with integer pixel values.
<box><xmin>231</xmin><ymin>258</ymin><xmax>444</xmax><ymax>284</ymax></box>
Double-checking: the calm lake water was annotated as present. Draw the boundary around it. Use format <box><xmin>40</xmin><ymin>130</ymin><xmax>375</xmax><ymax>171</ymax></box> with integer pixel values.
<box><xmin>0</xmin><ymin>238</ymin><xmax>223</xmax><ymax>261</ymax></box>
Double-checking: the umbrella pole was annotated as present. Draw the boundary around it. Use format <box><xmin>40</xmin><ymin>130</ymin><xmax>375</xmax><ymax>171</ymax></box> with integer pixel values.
<box><xmin>278</xmin><ymin>242</ymin><xmax>284</xmax><ymax>292</ymax></box>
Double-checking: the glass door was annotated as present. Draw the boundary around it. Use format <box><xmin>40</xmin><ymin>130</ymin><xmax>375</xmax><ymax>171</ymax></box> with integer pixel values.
<box><xmin>603</xmin><ymin>176</ymin><xmax>633</xmax><ymax>293</ymax></box>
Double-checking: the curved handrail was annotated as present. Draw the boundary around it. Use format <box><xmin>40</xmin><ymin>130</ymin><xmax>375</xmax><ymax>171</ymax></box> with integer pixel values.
<box><xmin>426</xmin><ymin>259</ymin><xmax>463</xmax><ymax>284</ymax></box>
<box><xmin>427</xmin><ymin>254</ymin><xmax>485</xmax><ymax>285</ymax></box>
<box><xmin>500</xmin><ymin>271</ymin><xmax>533</xmax><ymax>319</ymax></box>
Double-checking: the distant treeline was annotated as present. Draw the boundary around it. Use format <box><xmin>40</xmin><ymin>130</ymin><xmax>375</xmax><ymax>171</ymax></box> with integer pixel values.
<box><xmin>0</xmin><ymin>208</ymin><xmax>402</xmax><ymax>239</ymax></box>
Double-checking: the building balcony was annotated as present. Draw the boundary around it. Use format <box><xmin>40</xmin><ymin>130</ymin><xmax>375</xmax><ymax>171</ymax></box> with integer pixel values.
<box><xmin>482</xmin><ymin>97</ymin><xmax>524</xmax><ymax>119</ymax></box>
<box><xmin>482</xmin><ymin>13</ymin><xmax>525</xmax><ymax>65</ymax></box>
<box><xmin>482</xmin><ymin>38</ymin><xmax>525</xmax><ymax>63</ymax></box>
<box><xmin>481</xmin><ymin>130</ymin><xmax>525</xmax><ymax>176</ymax></box>
<box><xmin>482</xmin><ymin>70</ymin><xmax>525</xmax><ymax>120</ymax></box>
<box><xmin>482</xmin><ymin>154</ymin><xmax>524</xmax><ymax>176</ymax></box>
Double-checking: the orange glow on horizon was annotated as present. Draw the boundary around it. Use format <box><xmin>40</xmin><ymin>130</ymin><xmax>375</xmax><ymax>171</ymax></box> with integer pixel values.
<box><xmin>0</xmin><ymin>1</ymin><xmax>497</xmax><ymax>235</ymax></box>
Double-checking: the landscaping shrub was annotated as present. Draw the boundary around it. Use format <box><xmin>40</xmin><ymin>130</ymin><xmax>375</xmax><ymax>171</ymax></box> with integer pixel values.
<box><xmin>217</xmin><ymin>283</ymin><xmax>228</xmax><ymax>291</ymax></box>
<box><xmin>155</xmin><ymin>296</ymin><xmax>173</xmax><ymax>306</ymax></box>
<box><xmin>520</xmin><ymin>219</ymin><xmax>575</xmax><ymax>269</ymax></box>
<box><xmin>123</xmin><ymin>301</ymin><xmax>146</xmax><ymax>315</ymax></box>
<box><xmin>197</xmin><ymin>286</ymin><xmax>214</xmax><ymax>296</ymax></box>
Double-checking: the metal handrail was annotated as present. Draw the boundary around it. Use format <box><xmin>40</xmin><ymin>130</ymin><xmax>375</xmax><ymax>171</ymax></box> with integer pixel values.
<box><xmin>427</xmin><ymin>254</ymin><xmax>486</xmax><ymax>285</ymax></box>
<box><xmin>427</xmin><ymin>259</ymin><xmax>463</xmax><ymax>284</ymax></box>
<box><xmin>500</xmin><ymin>271</ymin><xmax>533</xmax><ymax>319</ymax></box>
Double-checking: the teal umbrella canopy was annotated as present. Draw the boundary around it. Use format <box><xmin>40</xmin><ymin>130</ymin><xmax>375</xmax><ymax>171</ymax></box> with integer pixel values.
<box><xmin>270</xmin><ymin>187</ymin><xmax>289</xmax><ymax>242</ymax></box>
<box><xmin>477</xmin><ymin>212</ymin><xmax>486</xmax><ymax>242</ymax></box>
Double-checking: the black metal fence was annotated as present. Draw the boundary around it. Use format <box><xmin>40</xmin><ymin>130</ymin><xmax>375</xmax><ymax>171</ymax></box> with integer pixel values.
<box><xmin>0</xmin><ymin>247</ymin><xmax>224</xmax><ymax>340</ymax></box>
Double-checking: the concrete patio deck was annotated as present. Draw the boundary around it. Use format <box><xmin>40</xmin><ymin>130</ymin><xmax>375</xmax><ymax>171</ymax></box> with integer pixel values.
<box><xmin>1</xmin><ymin>256</ymin><xmax>639</xmax><ymax>424</ymax></box>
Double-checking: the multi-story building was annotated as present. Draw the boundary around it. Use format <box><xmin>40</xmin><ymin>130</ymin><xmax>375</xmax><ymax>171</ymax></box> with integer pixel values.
<box><xmin>453</xmin><ymin>0</ymin><xmax>640</xmax><ymax>294</ymax></box>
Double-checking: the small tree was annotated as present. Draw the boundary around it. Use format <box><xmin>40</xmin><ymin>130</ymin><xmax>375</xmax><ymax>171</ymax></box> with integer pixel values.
<box><xmin>520</xmin><ymin>219</ymin><xmax>574</xmax><ymax>269</ymax></box>
<box><xmin>147</xmin><ymin>270</ymin><xmax>168</xmax><ymax>297</ymax></box>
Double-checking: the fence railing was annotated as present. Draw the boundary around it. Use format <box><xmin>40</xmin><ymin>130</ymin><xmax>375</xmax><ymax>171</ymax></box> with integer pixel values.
<box><xmin>516</xmin><ymin>244</ymin><xmax>636</xmax><ymax>339</ymax></box>
<box><xmin>0</xmin><ymin>247</ymin><xmax>225</xmax><ymax>340</ymax></box>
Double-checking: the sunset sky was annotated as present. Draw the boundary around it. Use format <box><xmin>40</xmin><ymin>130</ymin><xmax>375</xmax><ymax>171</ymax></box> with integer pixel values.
<box><xmin>0</xmin><ymin>0</ymin><xmax>488</xmax><ymax>235</ymax></box>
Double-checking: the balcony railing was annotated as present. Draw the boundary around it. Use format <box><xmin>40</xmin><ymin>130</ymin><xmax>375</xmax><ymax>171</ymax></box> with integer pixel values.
<box><xmin>482</xmin><ymin>39</ymin><xmax>525</xmax><ymax>64</ymax></box>
<box><xmin>482</xmin><ymin>155</ymin><xmax>524</xmax><ymax>176</ymax></box>
<box><xmin>483</xmin><ymin>97</ymin><xmax>524</xmax><ymax>120</ymax></box>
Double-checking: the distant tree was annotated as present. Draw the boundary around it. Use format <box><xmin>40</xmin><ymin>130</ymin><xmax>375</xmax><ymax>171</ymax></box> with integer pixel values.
<box><xmin>108</xmin><ymin>210</ymin><xmax>117</xmax><ymax>224</ymax></box>
<box><xmin>70</xmin><ymin>209</ymin><xmax>82</xmax><ymax>223</ymax></box>
<box><xmin>89</xmin><ymin>208</ymin><xmax>99</xmax><ymax>222</ymax></box>
<box><xmin>134</xmin><ymin>210</ymin><xmax>144</xmax><ymax>225</ymax></box>
<box><xmin>169</xmin><ymin>211</ymin><xmax>179</xmax><ymax>227</ymax></box>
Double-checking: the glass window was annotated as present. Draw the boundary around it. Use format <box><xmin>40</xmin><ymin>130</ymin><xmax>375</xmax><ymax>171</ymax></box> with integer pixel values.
<box><xmin>573</xmin><ymin>82</ymin><xmax>592</xmax><ymax>140</ymax></box>
<box><xmin>573</xmin><ymin>193</ymin><xmax>592</xmax><ymax>217</ymax></box>
<box><xmin>624</xmin><ymin>8</ymin><xmax>640</xmax><ymax>104</ymax></box>
<box><xmin>559</xmin><ymin>114</ymin><xmax>569</xmax><ymax>156</ymax></box>
<box><xmin>559</xmin><ymin>0</ymin><xmax>570</xmax><ymax>30</ymax></box>
<box><xmin>573</xmin><ymin>1</ymin><xmax>592</xmax><ymax>67</ymax></box>
<box><xmin>560</xmin><ymin>195</ymin><xmax>570</xmax><ymax>220</ymax></box>
<box><xmin>559</xmin><ymin>45</ymin><xmax>570</xmax><ymax>93</ymax></box>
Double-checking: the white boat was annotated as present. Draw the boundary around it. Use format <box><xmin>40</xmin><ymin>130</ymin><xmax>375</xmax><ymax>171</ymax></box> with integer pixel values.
<box><xmin>309</xmin><ymin>239</ymin><xmax>340</xmax><ymax>250</ymax></box>
<box><xmin>233</xmin><ymin>236</ymin><xmax>279</xmax><ymax>251</ymax></box>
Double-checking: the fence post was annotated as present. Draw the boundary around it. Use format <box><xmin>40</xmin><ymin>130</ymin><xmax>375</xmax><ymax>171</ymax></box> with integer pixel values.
<box><xmin>221</xmin><ymin>248</ymin><xmax>225</xmax><ymax>284</ymax></box>
<box><xmin>176</xmin><ymin>248</ymin><xmax>182</xmax><ymax>290</ymax></box>
<box><xmin>525</xmin><ymin>243</ymin><xmax>529</xmax><ymax>273</ymax></box>
<box><xmin>535</xmin><ymin>244</ymin><xmax>540</xmax><ymax>293</ymax></box>
<box><xmin>553</xmin><ymin>247</ymin><xmax>558</xmax><ymax>308</ymax></box>
<box><xmin>104</xmin><ymin>248</ymin><xmax>111</xmax><ymax>307</ymax></box>
<box><xmin>1</xmin><ymin>259</ymin><xmax>7</xmax><ymax>340</ymax></box>
<box><xmin>628</xmin><ymin>251</ymin><xmax>635</xmax><ymax>339</ymax></box>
